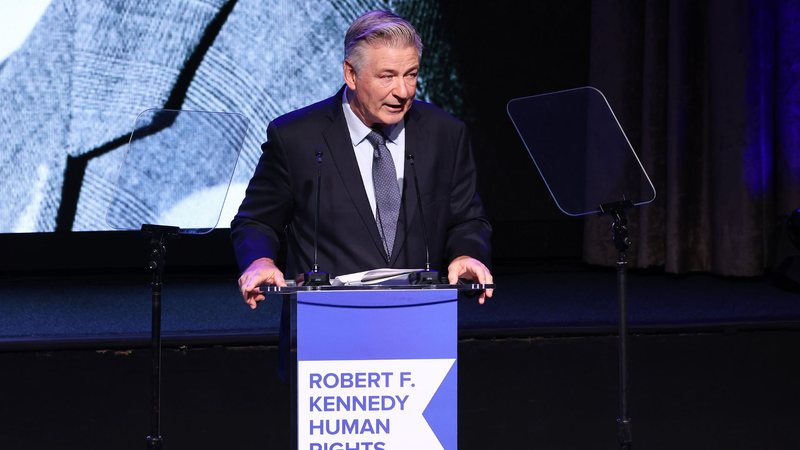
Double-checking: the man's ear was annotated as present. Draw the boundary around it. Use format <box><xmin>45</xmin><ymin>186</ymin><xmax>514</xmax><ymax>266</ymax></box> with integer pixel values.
<box><xmin>343</xmin><ymin>60</ymin><xmax>357</xmax><ymax>90</ymax></box>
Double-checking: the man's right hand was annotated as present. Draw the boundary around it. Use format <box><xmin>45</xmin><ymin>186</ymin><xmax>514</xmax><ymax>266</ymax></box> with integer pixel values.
<box><xmin>238</xmin><ymin>257</ymin><xmax>287</xmax><ymax>309</ymax></box>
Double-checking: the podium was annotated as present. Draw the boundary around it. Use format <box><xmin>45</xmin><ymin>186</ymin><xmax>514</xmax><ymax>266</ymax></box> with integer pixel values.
<box><xmin>264</xmin><ymin>284</ymin><xmax>489</xmax><ymax>450</ymax></box>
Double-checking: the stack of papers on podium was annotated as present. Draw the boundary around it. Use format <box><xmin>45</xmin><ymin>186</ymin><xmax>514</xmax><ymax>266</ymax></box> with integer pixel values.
<box><xmin>332</xmin><ymin>268</ymin><xmax>421</xmax><ymax>286</ymax></box>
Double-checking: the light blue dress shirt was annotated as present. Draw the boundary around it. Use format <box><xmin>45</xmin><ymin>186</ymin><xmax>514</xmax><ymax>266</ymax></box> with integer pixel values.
<box><xmin>341</xmin><ymin>88</ymin><xmax>406</xmax><ymax>218</ymax></box>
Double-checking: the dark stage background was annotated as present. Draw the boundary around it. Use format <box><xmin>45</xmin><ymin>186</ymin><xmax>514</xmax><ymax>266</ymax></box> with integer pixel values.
<box><xmin>1</xmin><ymin>0</ymin><xmax>594</xmax><ymax>274</ymax></box>
<box><xmin>3</xmin><ymin>0</ymin><xmax>798</xmax><ymax>277</ymax></box>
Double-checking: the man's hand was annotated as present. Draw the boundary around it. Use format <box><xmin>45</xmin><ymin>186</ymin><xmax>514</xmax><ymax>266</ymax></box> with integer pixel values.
<box><xmin>238</xmin><ymin>257</ymin><xmax>287</xmax><ymax>309</ymax></box>
<box><xmin>447</xmin><ymin>255</ymin><xmax>494</xmax><ymax>304</ymax></box>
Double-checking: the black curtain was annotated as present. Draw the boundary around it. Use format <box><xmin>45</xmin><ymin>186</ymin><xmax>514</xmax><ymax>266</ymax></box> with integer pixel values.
<box><xmin>585</xmin><ymin>0</ymin><xmax>800</xmax><ymax>276</ymax></box>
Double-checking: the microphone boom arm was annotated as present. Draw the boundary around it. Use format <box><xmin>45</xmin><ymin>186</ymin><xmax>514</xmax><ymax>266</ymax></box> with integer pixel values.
<box><xmin>407</xmin><ymin>154</ymin><xmax>439</xmax><ymax>284</ymax></box>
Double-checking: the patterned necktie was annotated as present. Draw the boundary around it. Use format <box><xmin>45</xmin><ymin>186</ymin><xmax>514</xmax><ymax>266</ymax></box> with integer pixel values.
<box><xmin>366</xmin><ymin>128</ymin><xmax>401</xmax><ymax>260</ymax></box>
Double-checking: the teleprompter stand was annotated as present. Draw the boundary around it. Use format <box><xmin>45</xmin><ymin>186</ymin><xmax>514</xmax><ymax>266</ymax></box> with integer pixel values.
<box><xmin>105</xmin><ymin>109</ymin><xmax>248</xmax><ymax>448</ymax></box>
<box><xmin>599</xmin><ymin>199</ymin><xmax>634</xmax><ymax>449</ymax></box>
<box><xmin>142</xmin><ymin>224</ymin><xmax>179</xmax><ymax>450</ymax></box>
<box><xmin>507</xmin><ymin>87</ymin><xmax>656</xmax><ymax>449</ymax></box>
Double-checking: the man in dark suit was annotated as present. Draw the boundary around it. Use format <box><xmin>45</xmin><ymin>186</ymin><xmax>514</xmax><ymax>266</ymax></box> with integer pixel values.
<box><xmin>232</xmin><ymin>10</ymin><xmax>493</xmax><ymax>306</ymax></box>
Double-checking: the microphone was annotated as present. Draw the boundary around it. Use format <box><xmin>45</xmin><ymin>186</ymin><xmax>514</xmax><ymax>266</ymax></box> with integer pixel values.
<box><xmin>407</xmin><ymin>154</ymin><xmax>439</xmax><ymax>284</ymax></box>
<box><xmin>303</xmin><ymin>150</ymin><xmax>330</xmax><ymax>286</ymax></box>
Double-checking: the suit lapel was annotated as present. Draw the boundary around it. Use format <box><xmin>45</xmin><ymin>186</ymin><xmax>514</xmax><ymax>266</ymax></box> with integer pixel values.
<box><xmin>321</xmin><ymin>89</ymin><xmax>387</xmax><ymax>261</ymax></box>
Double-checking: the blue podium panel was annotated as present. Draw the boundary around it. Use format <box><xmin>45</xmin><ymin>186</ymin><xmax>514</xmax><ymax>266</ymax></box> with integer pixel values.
<box><xmin>296</xmin><ymin>289</ymin><xmax>458</xmax><ymax>450</ymax></box>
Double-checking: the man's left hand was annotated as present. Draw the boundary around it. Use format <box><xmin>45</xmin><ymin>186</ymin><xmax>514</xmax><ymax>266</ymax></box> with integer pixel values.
<box><xmin>447</xmin><ymin>255</ymin><xmax>494</xmax><ymax>304</ymax></box>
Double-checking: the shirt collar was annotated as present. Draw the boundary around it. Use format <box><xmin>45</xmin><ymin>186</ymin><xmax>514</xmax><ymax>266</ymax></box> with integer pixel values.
<box><xmin>341</xmin><ymin>87</ymin><xmax>403</xmax><ymax>146</ymax></box>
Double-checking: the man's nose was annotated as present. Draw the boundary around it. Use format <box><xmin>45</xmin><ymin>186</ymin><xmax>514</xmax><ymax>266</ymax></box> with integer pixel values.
<box><xmin>393</xmin><ymin>78</ymin><xmax>411</xmax><ymax>99</ymax></box>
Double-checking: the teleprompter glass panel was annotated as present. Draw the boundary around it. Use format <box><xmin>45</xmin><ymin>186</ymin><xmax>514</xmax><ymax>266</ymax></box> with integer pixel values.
<box><xmin>106</xmin><ymin>109</ymin><xmax>248</xmax><ymax>234</ymax></box>
<box><xmin>507</xmin><ymin>86</ymin><xmax>655</xmax><ymax>216</ymax></box>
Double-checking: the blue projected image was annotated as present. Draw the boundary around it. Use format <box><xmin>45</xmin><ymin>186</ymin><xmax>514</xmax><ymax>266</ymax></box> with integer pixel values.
<box><xmin>0</xmin><ymin>0</ymin><xmax>454</xmax><ymax>233</ymax></box>
<box><xmin>0</xmin><ymin>2</ymin><xmax>51</xmax><ymax>63</ymax></box>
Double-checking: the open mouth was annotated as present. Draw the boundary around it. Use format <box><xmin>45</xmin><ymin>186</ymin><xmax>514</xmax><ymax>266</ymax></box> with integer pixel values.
<box><xmin>385</xmin><ymin>103</ymin><xmax>405</xmax><ymax>112</ymax></box>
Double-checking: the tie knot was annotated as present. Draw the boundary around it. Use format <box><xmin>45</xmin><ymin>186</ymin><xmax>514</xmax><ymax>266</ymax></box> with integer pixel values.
<box><xmin>366</xmin><ymin>129</ymin><xmax>387</xmax><ymax>147</ymax></box>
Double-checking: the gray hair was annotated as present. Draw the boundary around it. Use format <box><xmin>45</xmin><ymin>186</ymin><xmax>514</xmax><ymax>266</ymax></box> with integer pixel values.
<box><xmin>344</xmin><ymin>10</ymin><xmax>423</xmax><ymax>71</ymax></box>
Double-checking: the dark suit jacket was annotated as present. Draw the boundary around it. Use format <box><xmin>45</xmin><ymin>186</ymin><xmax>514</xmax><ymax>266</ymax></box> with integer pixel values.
<box><xmin>231</xmin><ymin>86</ymin><xmax>491</xmax><ymax>277</ymax></box>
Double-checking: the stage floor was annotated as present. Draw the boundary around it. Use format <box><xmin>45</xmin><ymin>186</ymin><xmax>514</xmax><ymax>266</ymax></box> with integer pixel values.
<box><xmin>1</xmin><ymin>330</ymin><xmax>798</xmax><ymax>450</ymax></box>
<box><xmin>2</xmin><ymin>264</ymin><xmax>799</xmax><ymax>348</ymax></box>
<box><xmin>1</xmin><ymin>265</ymin><xmax>799</xmax><ymax>448</ymax></box>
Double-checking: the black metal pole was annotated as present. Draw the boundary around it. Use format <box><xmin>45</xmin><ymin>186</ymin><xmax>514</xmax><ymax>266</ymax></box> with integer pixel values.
<box><xmin>141</xmin><ymin>224</ymin><xmax>178</xmax><ymax>449</ymax></box>
<box><xmin>605</xmin><ymin>204</ymin><xmax>633</xmax><ymax>450</ymax></box>
<box><xmin>146</xmin><ymin>233</ymin><xmax>165</xmax><ymax>450</ymax></box>
<box><xmin>617</xmin><ymin>249</ymin><xmax>632</xmax><ymax>449</ymax></box>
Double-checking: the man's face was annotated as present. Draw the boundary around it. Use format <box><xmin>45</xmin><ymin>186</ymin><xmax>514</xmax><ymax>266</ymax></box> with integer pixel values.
<box><xmin>344</xmin><ymin>44</ymin><xmax>419</xmax><ymax>127</ymax></box>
